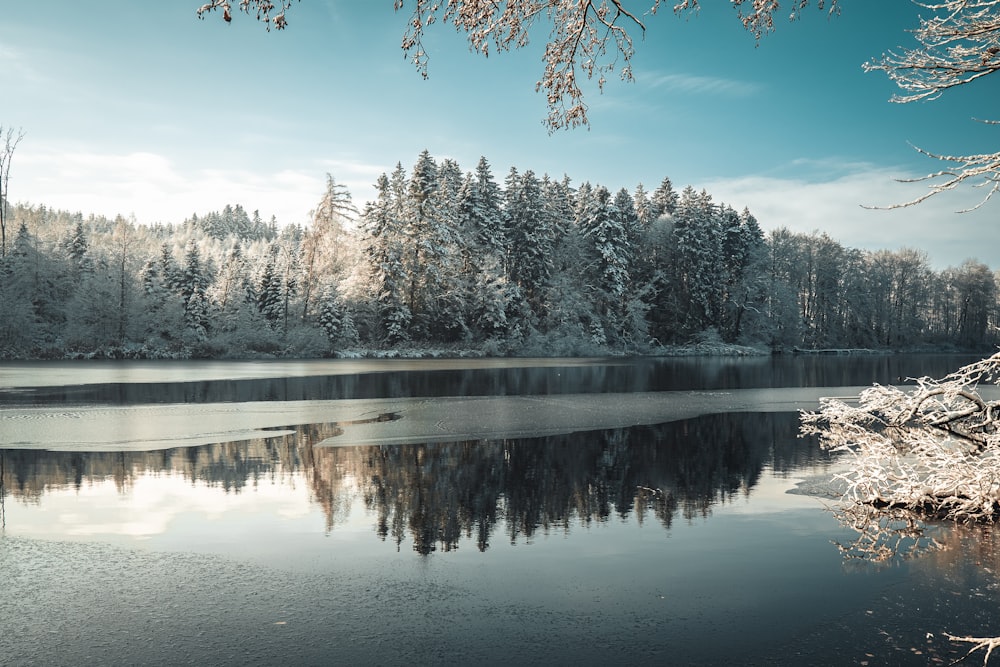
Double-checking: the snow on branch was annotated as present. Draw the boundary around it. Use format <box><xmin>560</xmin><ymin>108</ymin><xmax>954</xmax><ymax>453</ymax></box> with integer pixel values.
<box><xmin>194</xmin><ymin>1</ymin><xmax>840</xmax><ymax>131</ymax></box>
<box><xmin>946</xmin><ymin>634</ymin><xmax>1000</xmax><ymax>666</ymax></box>
<box><xmin>802</xmin><ymin>351</ymin><xmax>1000</xmax><ymax>522</ymax></box>
<box><xmin>392</xmin><ymin>0</ymin><xmax>839</xmax><ymax>131</ymax></box>
<box><xmin>865</xmin><ymin>133</ymin><xmax>1000</xmax><ymax>212</ymax></box>
<box><xmin>860</xmin><ymin>0</ymin><xmax>1000</xmax><ymax>210</ymax></box>
<box><xmin>197</xmin><ymin>0</ymin><xmax>297</xmax><ymax>30</ymax></box>
<box><xmin>863</xmin><ymin>0</ymin><xmax>1000</xmax><ymax>105</ymax></box>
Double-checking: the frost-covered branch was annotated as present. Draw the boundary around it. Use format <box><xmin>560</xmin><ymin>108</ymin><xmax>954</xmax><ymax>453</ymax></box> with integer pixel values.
<box><xmin>865</xmin><ymin>133</ymin><xmax>1000</xmax><ymax>212</ymax></box>
<box><xmin>394</xmin><ymin>0</ymin><xmax>656</xmax><ymax>131</ymax></box>
<box><xmin>802</xmin><ymin>351</ymin><xmax>1000</xmax><ymax>521</ymax></box>
<box><xmin>196</xmin><ymin>1</ymin><xmax>839</xmax><ymax>131</ymax></box>
<box><xmin>864</xmin><ymin>0</ymin><xmax>1000</xmax><ymax>104</ymax></box>
<box><xmin>946</xmin><ymin>633</ymin><xmax>1000</xmax><ymax>665</ymax></box>
<box><xmin>861</xmin><ymin>1</ymin><xmax>1000</xmax><ymax>210</ymax></box>
<box><xmin>197</xmin><ymin>0</ymin><xmax>297</xmax><ymax>30</ymax></box>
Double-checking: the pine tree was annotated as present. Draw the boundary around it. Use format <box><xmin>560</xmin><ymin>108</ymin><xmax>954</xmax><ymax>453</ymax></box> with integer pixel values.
<box><xmin>159</xmin><ymin>243</ymin><xmax>182</xmax><ymax>291</ymax></box>
<box><xmin>425</xmin><ymin>157</ymin><xmax>468</xmax><ymax>341</ymax></box>
<box><xmin>181</xmin><ymin>242</ymin><xmax>209</xmax><ymax>340</ymax></box>
<box><xmin>363</xmin><ymin>170</ymin><xmax>411</xmax><ymax>344</ymax></box>
<box><xmin>673</xmin><ymin>186</ymin><xmax>723</xmax><ymax>336</ymax></box>
<box><xmin>504</xmin><ymin>169</ymin><xmax>552</xmax><ymax>321</ymax></box>
<box><xmin>580</xmin><ymin>185</ymin><xmax>632</xmax><ymax>343</ymax></box>
<box><xmin>651</xmin><ymin>177</ymin><xmax>679</xmax><ymax>220</ymax></box>
<box><xmin>457</xmin><ymin>159</ymin><xmax>513</xmax><ymax>339</ymax></box>
<box><xmin>404</xmin><ymin>150</ymin><xmax>438</xmax><ymax>334</ymax></box>
<box><xmin>64</xmin><ymin>221</ymin><xmax>93</xmax><ymax>277</ymax></box>
<box><xmin>718</xmin><ymin>205</ymin><xmax>767</xmax><ymax>342</ymax></box>
<box><xmin>318</xmin><ymin>285</ymin><xmax>359</xmax><ymax>348</ymax></box>
<box><xmin>633</xmin><ymin>183</ymin><xmax>655</xmax><ymax>229</ymax></box>
<box><xmin>0</xmin><ymin>222</ymin><xmax>38</xmax><ymax>352</ymax></box>
<box><xmin>470</xmin><ymin>156</ymin><xmax>505</xmax><ymax>257</ymax></box>
<box><xmin>255</xmin><ymin>251</ymin><xmax>281</xmax><ymax>330</ymax></box>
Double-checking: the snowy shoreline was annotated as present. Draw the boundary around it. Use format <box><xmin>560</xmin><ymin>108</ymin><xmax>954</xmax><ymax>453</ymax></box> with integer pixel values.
<box><xmin>3</xmin><ymin>340</ymin><xmax>776</xmax><ymax>362</ymax></box>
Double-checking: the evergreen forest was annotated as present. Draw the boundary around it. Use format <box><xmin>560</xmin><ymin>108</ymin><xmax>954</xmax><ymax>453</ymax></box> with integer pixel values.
<box><xmin>1</xmin><ymin>151</ymin><xmax>996</xmax><ymax>360</ymax></box>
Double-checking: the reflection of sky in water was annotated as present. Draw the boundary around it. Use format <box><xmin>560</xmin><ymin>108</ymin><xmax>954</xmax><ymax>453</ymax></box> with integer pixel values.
<box><xmin>3</xmin><ymin>457</ymin><xmax>833</xmax><ymax>555</ymax></box>
<box><xmin>12</xmin><ymin>474</ymin><xmax>317</xmax><ymax>541</ymax></box>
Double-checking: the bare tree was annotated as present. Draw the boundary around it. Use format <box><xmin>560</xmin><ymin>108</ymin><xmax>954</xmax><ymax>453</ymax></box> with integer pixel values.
<box><xmin>0</xmin><ymin>126</ymin><xmax>25</xmax><ymax>258</ymax></box>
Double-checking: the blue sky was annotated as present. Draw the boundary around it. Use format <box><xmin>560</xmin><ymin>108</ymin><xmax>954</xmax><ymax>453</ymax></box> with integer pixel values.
<box><xmin>2</xmin><ymin>1</ymin><xmax>997</xmax><ymax>267</ymax></box>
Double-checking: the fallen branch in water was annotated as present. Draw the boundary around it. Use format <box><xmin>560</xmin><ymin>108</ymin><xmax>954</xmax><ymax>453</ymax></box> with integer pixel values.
<box><xmin>801</xmin><ymin>351</ymin><xmax>1000</xmax><ymax>522</ymax></box>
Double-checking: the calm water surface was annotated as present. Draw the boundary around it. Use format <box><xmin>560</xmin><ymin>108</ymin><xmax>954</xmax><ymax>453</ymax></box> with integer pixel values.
<box><xmin>1</xmin><ymin>355</ymin><xmax>998</xmax><ymax>665</ymax></box>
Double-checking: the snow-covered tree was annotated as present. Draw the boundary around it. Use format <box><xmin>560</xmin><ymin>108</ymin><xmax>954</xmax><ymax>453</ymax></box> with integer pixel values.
<box><xmin>671</xmin><ymin>186</ymin><xmax>722</xmax><ymax>336</ymax></box>
<box><xmin>650</xmin><ymin>177</ymin><xmax>678</xmax><ymax>221</ymax></box>
<box><xmin>421</xmin><ymin>156</ymin><xmax>468</xmax><ymax>340</ymax></box>
<box><xmin>301</xmin><ymin>174</ymin><xmax>358</xmax><ymax>322</ymax></box>
<box><xmin>256</xmin><ymin>248</ymin><xmax>286</xmax><ymax>331</ymax></box>
<box><xmin>580</xmin><ymin>185</ymin><xmax>632</xmax><ymax>342</ymax></box>
<box><xmin>363</xmin><ymin>169</ymin><xmax>412</xmax><ymax>344</ymax></box>
<box><xmin>0</xmin><ymin>223</ymin><xmax>38</xmax><ymax>352</ymax></box>
<box><xmin>632</xmin><ymin>183</ymin><xmax>655</xmax><ymax>230</ymax></box>
<box><xmin>457</xmin><ymin>157</ymin><xmax>512</xmax><ymax>338</ymax></box>
<box><xmin>318</xmin><ymin>285</ymin><xmax>359</xmax><ymax>348</ymax></box>
<box><xmin>505</xmin><ymin>169</ymin><xmax>553</xmax><ymax>320</ymax></box>
<box><xmin>181</xmin><ymin>242</ymin><xmax>210</xmax><ymax>340</ymax></box>
<box><xmin>64</xmin><ymin>221</ymin><xmax>92</xmax><ymax>277</ymax></box>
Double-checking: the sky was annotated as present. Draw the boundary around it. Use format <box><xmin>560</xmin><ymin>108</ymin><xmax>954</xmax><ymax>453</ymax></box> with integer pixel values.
<box><xmin>1</xmin><ymin>0</ymin><xmax>998</xmax><ymax>268</ymax></box>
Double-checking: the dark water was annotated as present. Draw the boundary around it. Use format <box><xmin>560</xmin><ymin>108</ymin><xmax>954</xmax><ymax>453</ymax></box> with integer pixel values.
<box><xmin>0</xmin><ymin>353</ymin><xmax>980</xmax><ymax>405</ymax></box>
<box><xmin>1</xmin><ymin>355</ymin><xmax>998</xmax><ymax>665</ymax></box>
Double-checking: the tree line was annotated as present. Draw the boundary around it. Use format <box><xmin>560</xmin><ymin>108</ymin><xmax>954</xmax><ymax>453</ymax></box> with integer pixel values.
<box><xmin>0</xmin><ymin>151</ymin><xmax>997</xmax><ymax>359</ymax></box>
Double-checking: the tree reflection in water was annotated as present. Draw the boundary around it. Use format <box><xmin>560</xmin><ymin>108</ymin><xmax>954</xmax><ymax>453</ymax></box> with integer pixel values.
<box><xmin>831</xmin><ymin>505</ymin><xmax>948</xmax><ymax>568</ymax></box>
<box><xmin>1</xmin><ymin>411</ymin><xmax>831</xmax><ymax>553</ymax></box>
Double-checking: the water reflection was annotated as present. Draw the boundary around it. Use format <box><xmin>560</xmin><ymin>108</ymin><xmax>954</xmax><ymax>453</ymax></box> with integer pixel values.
<box><xmin>0</xmin><ymin>354</ymin><xmax>981</xmax><ymax>406</ymax></box>
<box><xmin>0</xmin><ymin>411</ymin><xmax>831</xmax><ymax>553</ymax></box>
<box><xmin>832</xmin><ymin>505</ymin><xmax>949</xmax><ymax>568</ymax></box>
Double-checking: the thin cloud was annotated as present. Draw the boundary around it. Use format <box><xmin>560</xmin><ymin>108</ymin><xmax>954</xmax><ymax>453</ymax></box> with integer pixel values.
<box><xmin>703</xmin><ymin>164</ymin><xmax>999</xmax><ymax>269</ymax></box>
<box><xmin>643</xmin><ymin>72</ymin><xmax>762</xmax><ymax>96</ymax></box>
<box><xmin>0</xmin><ymin>44</ymin><xmax>43</xmax><ymax>83</ymax></box>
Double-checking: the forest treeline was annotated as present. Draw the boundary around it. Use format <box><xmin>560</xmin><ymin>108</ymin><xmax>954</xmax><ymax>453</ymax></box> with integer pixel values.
<box><xmin>0</xmin><ymin>151</ymin><xmax>997</xmax><ymax>359</ymax></box>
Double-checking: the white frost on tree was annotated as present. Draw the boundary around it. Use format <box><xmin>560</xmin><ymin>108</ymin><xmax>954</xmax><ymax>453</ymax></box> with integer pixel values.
<box><xmin>803</xmin><ymin>353</ymin><xmax>1000</xmax><ymax>522</ymax></box>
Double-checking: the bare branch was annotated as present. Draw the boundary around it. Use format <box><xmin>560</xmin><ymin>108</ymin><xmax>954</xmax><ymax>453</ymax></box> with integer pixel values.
<box><xmin>863</xmin><ymin>0</ymin><xmax>1000</xmax><ymax>104</ymax></box>
<box><xmin>0</xmin><ymin>126</ymin><xmax>26</xmax><ymax>258</ymax></box>
<box><xmin>864</xmin><ymin>137</ymin><xmax>1000</xmax><ymax>212</ymax></box>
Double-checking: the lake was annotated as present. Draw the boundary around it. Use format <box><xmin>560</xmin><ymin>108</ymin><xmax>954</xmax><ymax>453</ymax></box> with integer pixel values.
<box><xmin>2</xmin><ymin>354</ymin><xmax>999</xmax><ymax>665</ymax></box>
